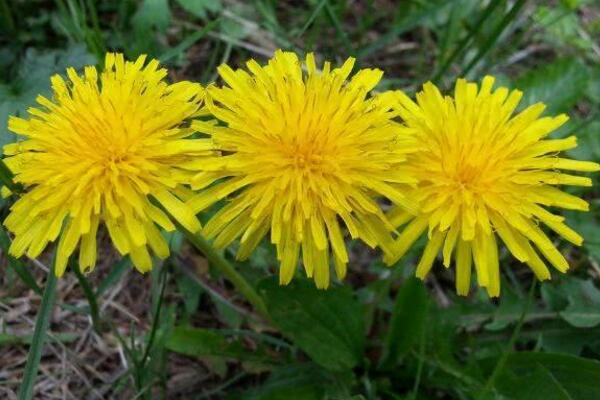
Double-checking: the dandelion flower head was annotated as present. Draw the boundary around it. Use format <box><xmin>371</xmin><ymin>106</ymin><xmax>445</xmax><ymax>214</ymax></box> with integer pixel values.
<box><xmin>387</xmin><ymin>76</ymin><xmax>599</xmax><ymax>296</ymax></box>
<box><xmin>4</xmin><ymin>53</ymin><xmax>211</xmax><ymax>275</ymax></box>
<box><xmin>190</xmin><ymin>50</ymin><xmax>417</xmax><ymax>288</ymax></box>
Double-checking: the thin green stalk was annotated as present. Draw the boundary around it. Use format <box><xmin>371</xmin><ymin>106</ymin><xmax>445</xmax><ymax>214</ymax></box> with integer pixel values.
<box><xmin>324</xmin><ymin>0</ymin><xmax>354</xmax><ymax>55</ymax></box>
<box><xmin>160</xmin><ymin>18</ymin><xmax>221</xmax><ymax>63</ymax></box>
<box><xmin>0</xmin><ymin>159</ymin><xmax>22</xmax><ymax>193</ymax></box>
<box><xmin>139</xmin><ymin>265</ymin><xmax>168</xmax><ymax>370</ymax></box>
<box><xmin>411</xmin><ymin>325</ymin><xmax>426</xmax><ymax>399</ymax></box>
<box><xmin>0</xmin><ymin>0</ymin><xmax>15</xmax><ymax>32</ymax></box>
<box><xmin>477</xmin><ymin>280</ymin><xmax>537</xmax><ymax>399</ymax></box>
<box><xmin>296</xmin><ymin>0</ymin><xmax>328</xmax><ymax>38</ymax></box>
<box><xmin>431</xmin><ymin>0</ymin><xmax>504</xmax><ymax>84</ymax></box>
<box><xmin>17</xmin><ymin>253</ymin><xmax>59</xmax><ymax>400</ymax></box>
<box><xmin>461</xmin><ymin>0</ymin><xmax>528</xmax><ymax>77</ymax></box>
<box><xmin>177</xmin><ymin>223</ymin><xmax>269</xmax><ymax>320</ymax></box>
<box><xmin>72</xmin><ymin>260</ymin><xmax>104</xmax><ymax>333</ymax></box>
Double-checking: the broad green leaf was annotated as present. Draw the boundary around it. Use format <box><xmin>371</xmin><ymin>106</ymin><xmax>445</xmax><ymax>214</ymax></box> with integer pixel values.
<box><xmin>565</xmin><ymin>204</ymin><xmax>600</xmax><ymax>266</ymax></box>
<box><xmin>500</xmin><ymin>364</ymin><xmax>572</xmax><ymax>400</ymax></box>
<box><xmin>0</xmin><ymin>45</ymin><xmax>95</xmax><ymax>151</ymax></box>
<box><xmin>381</xmin><ymin>277</ymin><xmax>428</xmax><ymax>365</ymax></box>
<box><xmin>175</xmin><ymin>0</ymin><xmax>221</xmax><ymax>18</ymax></box>
<box><xmin>166</xmin><ymin>326</ymin><xmax>276</xmax><ymax>364</ymax></box>
<box><xmin>514</xmin><ymin>58</ymin><xmax>589</xmax><ymax>114</ymax></box>
<box><xmin>538</xmin><ymin>321</ymin><xmax>600</xmax><ymax>355</ymax></box>
<box><xmin>540</xmin><ymin>276</ymin><xmax>600</xmax><ymax>328</ymax></box>
<box><xmin>237</xmin><ymin>363</ymin><xmax>347</xmax><ymax>400</ymax></box>
<box><xmin>559</xmin><ymin>279</ymin><xmax>600</xmax><ymax>328</ymax></box>
<box><xmin>132</xmin><ymin>0</ymin><xmax>171</xmax><ymax>33</ymax></box>
<box><xmin>175</xmin><ymin>271</ymin><xmax>202</xmax><ymax>317</ymax></box>
<box><xmin>484</xmin><ymin>283</ymin><xmax>522</xmax><ymax>331</ymax></box>
<box><xmin>259</xmin><ymin>278</ymin><xmax>365</xmax><ymax>371</ymax></box>
<box><xmin>533</xmin><ymin>5</ymin><xmax>595</xmax><ymax>52</ymax></box>
<box><xmin>585</xmin><ymin>67</ymin><xmax>600</xmax><ymax>103</ymax></box>
<box><xmin>494</xmin><ymin>352</ymin><xmax>600</xmax><ymax>400</ymax></box>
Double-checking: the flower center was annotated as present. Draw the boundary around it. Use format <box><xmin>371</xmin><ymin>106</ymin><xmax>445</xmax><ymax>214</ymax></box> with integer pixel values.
<box><xmin>447</xmin><ymin>160</ymin><xmax>491</xmax><ymax>195</ymax></box>
<box><xmin>281</xmin><ymin>141</ymin><xmax>326</xmax><ymax>172</ymax></box>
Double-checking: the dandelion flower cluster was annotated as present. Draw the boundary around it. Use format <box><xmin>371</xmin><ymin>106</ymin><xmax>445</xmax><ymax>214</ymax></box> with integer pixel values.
<box><xmin>4</xmin><ymin>53</ymin><xmax>211</xmax><ymax>275</ymax></box>
<box><xmin>387</xmin><ymin>76</ymin><xmax>600</xmax><ymax>296</ymax></box>
<box><xmin>3</xmin><ymin>49</ymin><xmax>597</xmax><ymax>297</ymax></box>
<box><xmin>189</xmin><ymin>50</ymin><xmax>416</xmax><ymax>288</ymax></box>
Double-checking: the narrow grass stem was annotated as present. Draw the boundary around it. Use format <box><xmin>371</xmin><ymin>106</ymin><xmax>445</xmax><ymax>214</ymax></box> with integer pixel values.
<box><xmin>177</xmin><ymin>223</ymin><xmax>269</xmax><ymax>321</ymax></box>
<box><xmin>431</xmin><ymin>0</ymin><xmax>504</xmax><ymax>84</ymax></box>
<box><xmin>139</xmin><ymin>265</ymin><xmax>168</xmax><ymax>369</ymax></box>
<box><xmin>17</xmin><ymin>253</ymin><xmax>59</xmax><ymax>400</ymax></box>
<box><xmin>461</xmin><ymin>0</ymin><xmax>528</xmax><ymax>77</ymax></box>
<box><xmin>477</xmin><ymin>280</ymin><xmax>537</xmax><ymax>399</ymax></box>
<box><xmin>72</xmin><ymin>260</ymin><xmax>104</xmax><ymax>333</ymax></box>
<box><xmin>0</xmin><ymin>159</ymin><xmax>22</xmax><ymax>193</ymax></box>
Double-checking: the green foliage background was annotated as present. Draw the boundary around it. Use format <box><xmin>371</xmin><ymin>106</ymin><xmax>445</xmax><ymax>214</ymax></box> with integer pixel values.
<box><xmin>1</xmin><ymin>0</ymin><xmax>600</xmax><ymax>399</ymax></box>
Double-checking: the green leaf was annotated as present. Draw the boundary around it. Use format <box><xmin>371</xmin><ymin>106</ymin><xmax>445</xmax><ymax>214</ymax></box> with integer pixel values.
<box><xmin>132</xmin><ymin>0</ymin><xmax>171</xmax><ymax>33</ymax></box>
<box><xmin>565</xmin><ymin>204</ymin><xmax>600</xmax><ymax>266</ymax></box>
<box><xmin>238</xmin><ymin>364</ymin><xmax>337</xmax><ymax>400</ymax></box>
<box><xmin>18</xmin><ymin>256</ymin><xmax>59</xmax><ymax>400</ymax></box>
<box><xmin>166</xmin><ymin>326</ymin><xmax>276</xmax><ymax>364</ymax></box>
<box><xmin>259</xmin><ymin>278</ymin><xmax>365</xmax><ymax>371</ymax></box>
<box><xmin>501</xmin><ymin>364</ymin><xmax>572</xmax><ymax>400</ymax></box>
<box><xmin>175</xmin><ymin>0</ymin><xmax>221</xmax><ymax>19</ymax></box>
<box><xmin>494</xmin><ymin>352</ymin><xmax>600</xmax><ymax>400</ymax></box>
<box><xmin>540</xmin><ymin>276</ymin><xmax>600</xmax><ymax>329</ymax></box>
<box><xmin>175</xmin><ymin>270</ymin><xmax>202</xmax><ymax>317</ymax></box>
<box><xmin>537</xmin><ymin>321</ymin><xmax>600</xmax><ymax>355</ymax></box>
<box><xmin>382</xmin><ymin>277</ymin><xmax>428</xmax><ymax>365</ymax></box>
<box><xmin>559</xmin><ymin>279</ymin><xmax>600</xmax><ymax>328</ymax></box>
<box><xmin>514</xmin><ymin>58</ymin><xmax>589</xmax><ymax>114</ymax></box>
<box><xmin>484</xmin><ymin>283</ymin><xmax>523</xmax><ymax>331</ymax></box>
<box><xmin>0</xmin><ymin>45</ymin><xmax>95</xmax><ymax>151</ymax></box>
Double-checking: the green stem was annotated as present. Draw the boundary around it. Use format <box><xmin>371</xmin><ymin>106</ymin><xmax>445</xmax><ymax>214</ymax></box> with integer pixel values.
<box><xmin>431</xmin><ymin>0</ymin><xmax>504</xmax><ymax>84</ymax></box>
<box><xmin>17</xmin><ymin>253</ymin><xmax>59</xmax><ymax>400</ymax></box>
<box><xmin>139</xmin><ymin>265</ymin><xmax>168</xmax><ymax>369</ymax></box>
<box><xmin>411</xmin><ymin>324</ymin><xmax>426</xmax><ymax>399</ymax></box>
<box><xmin>477</xmin><ymin>280</ymin><xmax>537</xmax><ymax>399</ymax></box>
<box><xmin>0</xmin><ymin>159</ymin><xmax>22</xmax><ymax>193</ymax></box>
<box><xmin>178</xmin><ymin>224</ymin><xmax>269</xmax><ymax>320</ymax></box>
<box><xmin>72</xmin><ymin>260</ymin><xmax>104</xmax><ymax>333</ymax></box>
<box><xmin>0</xmin><ymin>0</ymin><xmax>15</xmax><ymax>32</ymax></box>
<box><xmin>461</xmin><ymin>0</ymin><xmax>528</xmax><ymax>77</ymax></box>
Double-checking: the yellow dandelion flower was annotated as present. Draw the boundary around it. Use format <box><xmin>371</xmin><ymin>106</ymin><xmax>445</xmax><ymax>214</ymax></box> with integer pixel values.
<box><xmin>189</xmin><ymin>50</ymin><xmax>416</xmax><ymax>288</ymax></box>
<box><xmin>387</xmin><ymin>76</ymin><xmax>600</xmax><ymax>297</ymax></box>
<box><xmin>4</xmin><ymin>53</ymin><xmax>211</xmax><ymax>276</ymax></box>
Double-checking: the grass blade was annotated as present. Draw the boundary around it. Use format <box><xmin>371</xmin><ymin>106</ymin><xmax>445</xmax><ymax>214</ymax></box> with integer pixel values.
<box><xmin>477</xmin><ymin>280</ymin><xmax>537</xmax><ymax>399</ymax></box>
<box><xmin>324</xmin><ymin>0</ymin><xmax>354</xmax><ymax>54</ymax></box>
<box><xmin>175</xmin><ymin>220</ymin><xmax>270</xmax><ymax>321</ymax></box>
<box><xmin>296</xmin><ymin>0</ymin><xmax>327</xmax><ymax>38</ymax></box>
<box><xmin>17</xmin><ymin>254</ymin><xmax>59</xmax><ymax>400</ymax></box>
<box><xmin>461</xmin><ymin>0</ymin><xmax>528</xmax><ymax>77</ymax></box>
<box><xmin>0</xmin><ymin>158</ymin><xmax>22</xmax><ymax>193</ymax></box>
<box><xmin>73</xmin><ymin>259</ymin><xmax>104</xmax><ymax>333</ymax></box>
<box><xmin>159</xmin><ymin>17</ymin><xmax>221</xmax><ymax>63</ymax></box>
<box><xmin>431</xmin><ymin>0</ymin><xmax>504</xmax><ymax>84</ymax></box>
<box><xmin>96</xmin><ymin>257</ymin><xmax>130</xmax><ymax>297</ymax></box>
<box><xmin>8</xmin><ymin>257</ymin><xmax>43</xmax><ymax>295</ymax></box>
